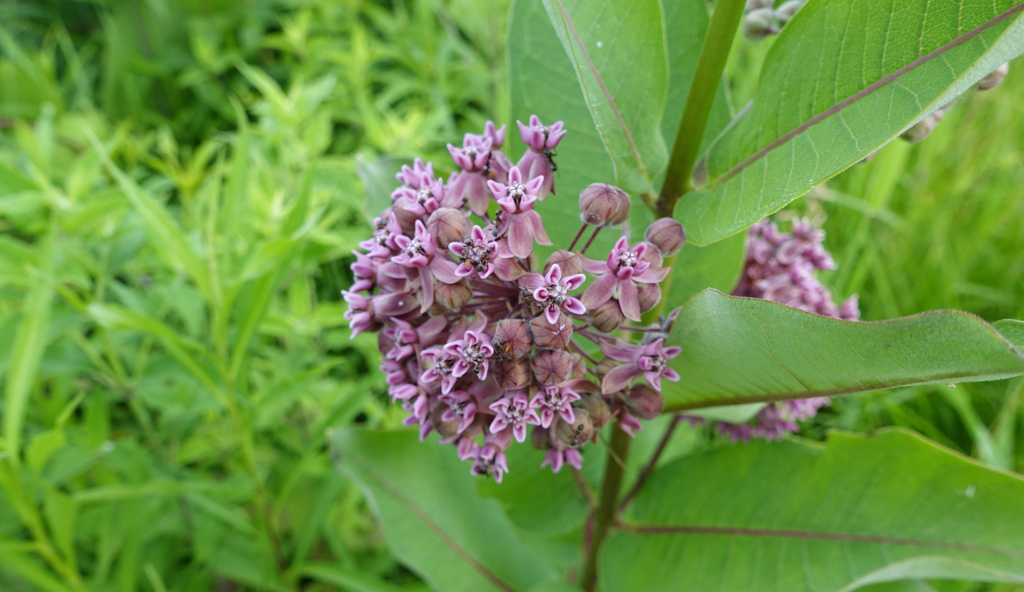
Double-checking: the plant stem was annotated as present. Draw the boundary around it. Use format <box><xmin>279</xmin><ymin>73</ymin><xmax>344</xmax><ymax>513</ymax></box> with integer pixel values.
<box><xmin>618</xmin><ymin>414</ymin><xmax>682</xmax><ymax>511</ymax></box>
<box><xmin>581</xmin><ymin>423</ymin><xmax>632</xmax><ymax>591</ymax></box>
<box><xmin>656</xmin><ymin>0</ymin><xmax>745</xmax><ymax>218</ymax></box>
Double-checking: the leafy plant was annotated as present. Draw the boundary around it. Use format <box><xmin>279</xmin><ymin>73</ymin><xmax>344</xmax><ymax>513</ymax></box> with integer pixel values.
<box><xmin>335</xmin><ymin>0</ymin><xmax>1024</xmax><ymax>591</ymax></box>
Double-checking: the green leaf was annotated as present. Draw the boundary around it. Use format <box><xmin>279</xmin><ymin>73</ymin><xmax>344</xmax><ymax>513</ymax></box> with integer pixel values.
<box><xmin>601</xmin><ymin>430</ymin><xmax>1024</xmax><ymax>591</ymax></box>
<box><xmin>332</xmin><ymin>428</ymin><xmax>559</xmax><ymax>592</ymax></box>
<box><xmin>509</xmin><ymin>0</ymin><xmax>726</xmax><ymax>256</ymax></box>
<box><xmin>2</xmin><ymin>224</ymin><xmax>56</xmax><ymax>461</ymax></box>
<box><xmin>355</xmin><ymin>155</ymin><xmax>407</xmax><ymax>221</ymax></box>
<box><xmin>83</xmin><ymin>127</ymin><xmax>215</xmax><ymax>303</ymax></box>
<box><xmin>663</xmin><ymin>231</ymin><xmax>745</xmax><ymax>307</ymax></box>
<box><xmin>662</xmin><ymin>290</ymin><xmax>1024</xmax><ymax>411</ymax></box>
<box><xmin>540</xmin><ymin>0</ymin><xmax>668</xmax><ymax>196</ymax></box>
<box><xmin>682</xmin><ymin>1</ymin><xmax>1024</xmax><ymax>245</ymax></box>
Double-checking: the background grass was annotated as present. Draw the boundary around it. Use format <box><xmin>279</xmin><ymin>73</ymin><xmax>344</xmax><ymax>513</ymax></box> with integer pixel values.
<box><xmin>0</xmin><ymin>1</ymin><xmax>1021</xmax><ymax>590</ymax></box>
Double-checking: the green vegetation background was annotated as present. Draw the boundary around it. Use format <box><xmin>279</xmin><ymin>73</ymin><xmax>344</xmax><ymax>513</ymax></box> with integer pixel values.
<box><xmin>0</xmin><ymin>0</ymin><xmax>1021</xmax><ymax>590</ymax></box>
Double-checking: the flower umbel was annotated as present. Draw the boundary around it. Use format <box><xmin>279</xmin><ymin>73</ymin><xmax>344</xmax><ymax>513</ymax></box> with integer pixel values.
<box><xmin>342</xmin><ymin>117</ymin><xmax>686</xmax><ymax>482</ymax></box>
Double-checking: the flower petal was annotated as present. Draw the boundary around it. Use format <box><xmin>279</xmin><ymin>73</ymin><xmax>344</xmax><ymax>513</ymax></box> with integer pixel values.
<box><xmin>618</xmin><ymin>281</ymin><xmax>641</xmax><ymax>322</ymax></box>
<box><xmin>581</xmin><ymin>273</ymin><xmax>617</xmax><ymax>309</ymax></box>
<box><xmin>602</xmin><ymin>363</ymin><xmax>637</xmax><ymax>394</ymax></box>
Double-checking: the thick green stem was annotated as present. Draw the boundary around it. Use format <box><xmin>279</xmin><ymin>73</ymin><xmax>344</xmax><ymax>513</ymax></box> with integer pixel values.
<box><xmin>656</xmin><ymin>0</ymin><xmax>745</xmax><ymax>218</ymax></box>
<box><xmin>581</xmin><ymin>423</ymin><xmax>632</xmax><ymax>591</ymax></box>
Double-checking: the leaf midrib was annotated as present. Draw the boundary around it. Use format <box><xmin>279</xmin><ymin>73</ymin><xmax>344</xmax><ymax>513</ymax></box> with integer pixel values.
<box><xmin>706</xmin><ymin>3</ymin><xmax>1024</xmax><ymax>188</ymax></box>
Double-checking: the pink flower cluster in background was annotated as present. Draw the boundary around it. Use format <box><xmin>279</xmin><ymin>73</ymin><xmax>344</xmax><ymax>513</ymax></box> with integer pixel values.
<box><xmin>712</xmin><ymin>218</ymin><xmax>860</xmax><ymax>442</ymax></box>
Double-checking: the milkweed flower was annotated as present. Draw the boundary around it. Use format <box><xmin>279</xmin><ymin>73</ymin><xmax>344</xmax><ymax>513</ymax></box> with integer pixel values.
<box><xmin>342</xmin><ymin>117</ymin><xmax>688</xmax><ymax>482</ymax></box>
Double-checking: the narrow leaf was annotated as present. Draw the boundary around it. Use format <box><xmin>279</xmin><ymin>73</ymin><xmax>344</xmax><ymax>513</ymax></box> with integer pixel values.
<box><xmin>602</xmin><ymin>430</ymin><xmax>1024</xmax><ymax>591</ymax></box>
<box><xmin>682</xmin><ymin>1</ymin><xmax>1024</xmax><ymax>245</ymax></box>
<box><xmin>663</xmin><ymin>290</ymin><xmax>1024</xmax><ymax>411</ymax></box>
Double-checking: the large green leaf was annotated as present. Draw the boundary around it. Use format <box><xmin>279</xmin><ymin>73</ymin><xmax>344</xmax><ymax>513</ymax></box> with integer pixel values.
<box><xmin>331</xmin><ymin>429</ymin><xmax>559</xmax><ymax>592</ymax></box>
<box><xmin>601</xmin><ymin>430</ymin><xmax>1024</xmax><ymax>591</ymax></box>
<box><xmin>662</xmin><ymin>290</ymin><xmax>1024</xmax><ymax>411</ymax></box>
<box><xmin>510</xmin><ymin>0</ymin><xmax>744</xmax><ymax>293</ymax></box>
<box><xmin>681</xmin><ymin>0</ymin><xmax>1024</xmax><ymax>245</ymax></box>
<box><xmin>540</xmin><ymin>0</ymin><xmax>668</xmax><ymax>197</ymax></box>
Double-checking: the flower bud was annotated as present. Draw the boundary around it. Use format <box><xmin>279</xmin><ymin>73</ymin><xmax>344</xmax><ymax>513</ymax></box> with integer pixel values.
<box><xmin>493</xmin><ymin>319</ymin><xmax>532</xmax><ymax>360</ymax></box>
<box><xmin>637</xmin><ymin>283</ymin><xmax>661</xmax><ymax>313</ymax></box>
<box><xmin>577</xmin><ymin>395</ymin><xmax>611</xmax><ymax>430</ymax></box>
<box><xmin>901</xmin><ymin>116</ymin><xmax>935</xmax><ymax>143</ymax></box>
<box><xmin>430</xmin><ymin>404</ymin><xmax>461</xmax><ymax>438</ymax></box>
<box><xmin>644</xmin><ymin>218</ymin><xmax>685</xmax><ymax>256</ymax></box>
<box><xmin>625</xmin><ymin>384</ymin><xmax>664</xmax><ymax>420</ymax></box>
<box><xmin>571</xmin><ymin>353</ymin><xmax>587</xmax><ymax>380</ymax></box>
<box><xmin>390</xmin><ymin>198</ymin><xmax>420</xmax><ymax>232</ymax></box>
<box><xmin>593</xmin><ymin>356</ymin><xmax>617</xmax><ymax>380</ymax></box>
<box><xmin>579</xmin><ymin>183</ymin><xmax>630</xmax><ymax>227</ymax></box>
<box><xmin>530</xmin><ymin>312</ymin><xmax>573</xmax><ymax>349</ymax></box>
<box><xmin>531</xmin><ymin>349</ymin><xmax>576</xmax><ymax>385</ymax></box>
<box><xmin>492</xmin><ymin>358</ymin><xmax>532</xmax><ymax>390</ymax></box>
<box><xmin>434</xmin><ymin>279</ymin><xmax>473</xmax><ymax>311</ymax></box>
<box><xmin>427</xmin><ymin>207</ymin><xmax>468</xmax><ymax>250</ymax></box>
<box><xmin>530</xmin><ymin>425</ymin><xmax>552</xmax><ymax>450</ymax></box>
<box><xmin>775</xmin><ymin>0</ymin><xmax>803</xmax><ymax>23</ymax></box>
<box><xmin>590</xmin><ymin>299</ymin><xmax>625</xmax><ymax>333</ymax></box>
<box><xmin>544</xmin><ymin>250</ymin><xmax>583</xmax><ymax>277</ymax></box>
<box><xmin>554</xmin><ymin>409</ymin><xmax>594</xmax><ymax>448</ymax></box>
<box><xmin>977</xmin><ymin>62</ymin><xmax>1009</xmax><ymax>91</ymax></box>
<box><xmin>742</xmin><ymin>8</ymin><xmax>778</xmax><ymax>40</ymax></box>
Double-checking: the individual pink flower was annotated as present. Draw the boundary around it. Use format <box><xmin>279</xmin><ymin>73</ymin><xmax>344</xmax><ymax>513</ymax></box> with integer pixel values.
<box><xmin>516</xmin><ymin>115</ymin><xmax>566</xmax><ymax>197</ymax></box>
<box><xmin>395</xmin><ymin>158</ymin><xmax>435</xmax><ymax>188</ymax></box>
<box><xmin>520</xmin><ymin>264</ymin><xmax>587</xmax><ymax>323</ymax></box>
<box><xmin>581</xmin><ymin>237</ymin><xmax>670</xmax><ymax>322</ymax></box>
<box><xmin>468</xmin><ymin>442</ymin><xmax>510</xmax><ymax>483</ymax></box>
<box><xmin>442</xmin><ymin>315</ymin><xmax>495</xmax><ymax>382</ymax></box>
<box><xmin>489</xmin><ymin>394</ymin><xmax>541</xmax><ymax>443</ymax></box>
<box><xmin>439</xmin><ymin>390</ymin><xmax>478</xmax><ymax>434</ymax></box>
<box><xmin>450</xmin><ymin>225</ymin><xmax>499</xmax><ymax>279</ymax></box>
<box><xmin>529</xmin><ymin>384</ymin><xmax>581</xmax><ymax>428</ymax></box>
<box><xmin>391</xmin><ymin>220</ymin><xmax>458</xmax><ymax>311</ymax></box>
<box><xmin>341</xmin><ymin>290</ymin><xmax>373</xmax><ymax>337</ymax></box>
<box><xmin>542</xmin><ymin>447</ymin><xmax>582</xmax><ymax>473</ymax></box>
<box><xmin>600</xmin><ymin>337</ymin><xmax>681</xmax><ymax>394</ymax></box>
<box><xmin>393</xmin><ymin>176</ymin><xmax>445</xmax><ymax>218</ymax></box>
<box><xmin>487</xmin><ymin>166</ymin><xmax>552</xmax><ymax>258</ymax></box>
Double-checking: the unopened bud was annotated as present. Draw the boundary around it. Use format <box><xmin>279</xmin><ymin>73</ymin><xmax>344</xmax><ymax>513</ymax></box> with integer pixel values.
<box><xmin>530</xmin><ymin>313</ymin><xmax>573</xmax><ymax>349</ymax></box>
<box><xmin>390</xmin><ymin>198</ymin><xmax>420</xmax><ymax>232</ymax></box>
<box><xmin>427</xmin><ymin>207</ymin><xmax>467</xmax><ymax>250</ymax></box>
<box><xmin>493</xmin><ymin>319</ymin><xmax>532</xmax><ymax>360</ymax></box>
<box><xmin>977</xmin><ymin>62</ymin><xmax>1009</xmax><ymax>91</ymax></box>
<box><xmin>571</xmin><ymin>352</ymin><xmax>587</xmax><ymax>379</ymax></box>
<box><xmin>637</xmin><ymin>283</ymin><xmax>661</xmax><ymax>313</ymax></box>
<box><xmin>493</xmin><ymin>358</ymin><xmax>532</xmax><ymax>390</ymax></box>
<box><xmin>579</xmin><ymin>183</ymin><xmax>630</xmax><ymax>227</ymax></box>
<box><xmin>590</xmin><ymin>299</ymin><xmax>625</xmax><ymax>333</ymax></box>
<box><xmin>742</xmin><ymin>8</ymin><xmax>778</xmax><ymax>40</ymax></box>
<box><xmin>775</xmin><ymin>0</ymin><xmax>803</xmax><ymax>22</ymax></box>
<box><xmin>625</xmin><ymin>384</ymin><xmax>664</xmax><ymax>420</ymax></box>
<box><xmin>530</xmin><ymin>425</ymin><xmax>552</xmax><ymax>450</ymax></box>
<box><xmin>434</xmin><ymin>279</ymin><xmax>473</xmax><ymax>311</ymax></box>
<box><xmin>593</xmin><ymin>356</ymin><xmax>617</xmax><ymax>380</ymax></box>
<box><xmin>554</xmin><ymin>409</ymin><xmax>594</xmax><ymax>448</ymax></box>
<box><xmin>545</xmin><ymin>250</ymin><xmax>583</xmax><ymax>277</ymax></box>
<box><xmin>577</xmin><ymin>395</ymin><xmax>611</xmax><ymax>429</ymax></box>
<box><xmin>430</xmin><ymin>405</ymin><xmax>461</xmax><ymax>438</ymax></box>
<box><xmin>644</xmin><ymin>218</ymin><xmax>685</xmax><ymax>256</ymax></box>
<box><xmin>532</xmin><ymin>349</ymin><xmax>576</xmax><ymax>385</ymax></box>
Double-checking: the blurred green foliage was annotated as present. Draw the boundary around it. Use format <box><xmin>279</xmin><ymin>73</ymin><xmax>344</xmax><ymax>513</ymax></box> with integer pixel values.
<box><xmin>0</xmin><ymin>0</ymin><xmax>506</xmax><ymax>589</ymax></box>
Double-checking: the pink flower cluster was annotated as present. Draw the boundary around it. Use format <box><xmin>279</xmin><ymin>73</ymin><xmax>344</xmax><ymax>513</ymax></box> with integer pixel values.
<box><xmin>714</xmin><ymin>218</ymin><xmax>860</xmax><ymax>442</ymax></box>
<box><xmin>343</xmin><ymin>116</ymin><xmax>686</xmax><ymax>482</ymax></box>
